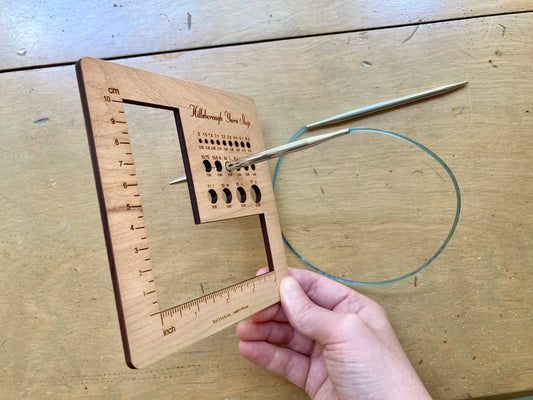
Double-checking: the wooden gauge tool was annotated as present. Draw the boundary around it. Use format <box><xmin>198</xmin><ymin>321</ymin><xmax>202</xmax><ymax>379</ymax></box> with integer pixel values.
<box><xmin>76</xmin><ymin>57</ymin><xmax>289</xmax><ymax>368</ymax></box>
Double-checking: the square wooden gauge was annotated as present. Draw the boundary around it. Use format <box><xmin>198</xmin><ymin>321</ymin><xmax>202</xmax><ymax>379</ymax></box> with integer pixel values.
<box><xmin>76</xmin><ymin>57</ymin><xmax>289</xmax><ymax>368</ymax></box>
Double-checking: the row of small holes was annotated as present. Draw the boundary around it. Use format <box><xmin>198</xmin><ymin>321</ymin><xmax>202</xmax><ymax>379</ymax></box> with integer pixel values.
<box><xmin>199</xmin><ymin>138</ymin><xmax>251</xmax><ymax>148</ymax></box>
<box><xmin>207</xmin><ymin>185</ymin><xmax>261</xmax><ymax>204</ymax></box>
<box><xmin>203</xmin><ymin>160</ymin><xmax>255</xmax><ymax>173</ymax></box>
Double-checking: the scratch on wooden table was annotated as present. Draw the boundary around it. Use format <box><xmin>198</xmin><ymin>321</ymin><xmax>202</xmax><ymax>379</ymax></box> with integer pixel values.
<box><xmin>402</xmin><ymin>21</ymin><xmax>422</xmax><ymax>43</ymax></box>
<box><xmin>483</xmin><ymin>20</ymin><xmax>494</xmax><ymax>42</ymax></box>
<box><xmin>498</xmin><ymin>23</ymin><xmax>507</xmax><ymax>37</ymax></box>
<box><xmin>430</xmin><ymin>83</ymin><xmax>473</xmax><ymax>146</ymax></box>
<box><xmin>152</xmin><ymin>52</ymin><xmax>183</xmax><ymax>61</ymax></box>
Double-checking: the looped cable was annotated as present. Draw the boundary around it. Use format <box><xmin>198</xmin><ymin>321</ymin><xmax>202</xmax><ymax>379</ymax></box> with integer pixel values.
<box><xmin>272</xmin><ymin>126</ymin><xmax>461</xmax><ymax>286</ymax></box>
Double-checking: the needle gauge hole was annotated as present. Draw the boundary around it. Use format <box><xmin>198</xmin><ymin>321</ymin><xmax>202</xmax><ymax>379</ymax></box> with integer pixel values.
<box><xmin>236</xmin><ymin>187</ymin><xmax>246</xmax><ymax>203</ymax></box>
<box><xmin>208</xmin><ymin>189</ymin><xmax>218</xmax><ymax>204</ymax></box>
<box><xmin>250</xmin><ymin>185</ymin><xmax>261</xmax><ymax>203</ymax></box>
<box><xmin>222</xmin><ymin>188</ymin><xmax>232</xmax><ymax>203</ymax></box>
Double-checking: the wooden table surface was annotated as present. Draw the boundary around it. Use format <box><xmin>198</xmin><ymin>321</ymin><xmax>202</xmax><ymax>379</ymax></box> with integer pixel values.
<box><xmin>1</xmin><ymin>2</ymin><xmax>532</xmax><ymax>399</ymax></box>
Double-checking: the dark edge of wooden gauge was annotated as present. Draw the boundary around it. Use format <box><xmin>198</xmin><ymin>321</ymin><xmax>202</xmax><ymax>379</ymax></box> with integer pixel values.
<box><xmin>259</xmin><ymin>214</ymin><xmax>275</xmax><ymax>272</ymax></box>
<box><xmin>75</xmin><ymin>58</ymin><xmax>134</xmax><ymax>368</ymax></box>
<box><xmin>173</xmin><ymin>109</ymin><xmax>201</xmax><ymax>224</ymax></box>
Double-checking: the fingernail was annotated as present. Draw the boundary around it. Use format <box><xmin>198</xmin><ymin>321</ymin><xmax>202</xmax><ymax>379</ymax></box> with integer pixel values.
<box><xmin>281</xmin><ymin>276</ymin><xmax>301</xmax><ymax>299</ymax></box>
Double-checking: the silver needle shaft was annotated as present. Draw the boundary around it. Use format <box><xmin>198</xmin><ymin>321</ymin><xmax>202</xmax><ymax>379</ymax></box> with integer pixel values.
<box><xmin>305</xmin><ymin>80</ymin><xmax>468</xmax><ymax>129</ymax></box>
<box><xmin>225</xmin><ymin>128</ymin><xmax>350</xmax><ymax>171</ymax></box>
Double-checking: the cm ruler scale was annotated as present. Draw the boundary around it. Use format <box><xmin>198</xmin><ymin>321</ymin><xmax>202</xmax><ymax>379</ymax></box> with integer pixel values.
<box><xmin>76</xmin><ymin>57</ymin><xmax>289</xmax><ymax>368</ymax></box>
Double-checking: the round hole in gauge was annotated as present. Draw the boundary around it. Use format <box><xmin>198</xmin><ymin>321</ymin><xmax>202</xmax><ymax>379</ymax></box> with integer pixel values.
<box><xmin>222</xmin><ymin>188</ymin><xmax>232</xmax><ymax>203</ymax></box>
<box><xmin>240</xmin><ymin>141</ymin><xmax>245</xmax><ymax>148</ymax></box>
<box><xmin>216</xmin><ymin>139</ymin><xmax>220</xmax><ymax>145</ymax></box>
<box><xmin>236</xmin><ymin>186</ymin><xmax>247</xmax><ymax>203</ymax></box>
<box><xmin>250</xmin><ymin>164</ymin><xmax>256</xmax><ymax>170</ymax></box>
<box><xmin>246</xmin><ymin>142</ymin><xmax>251</xmax><ymax>148</ymax></box>
<box><xmin>210</xmin><ymin>139</ymin><xmax>215</xmax><ymax>145</ymax></box>
<box><xmin>203</xmin><ymin>160</ymin><xmax>212</xmax><ymax>172</ymax></box>
<box><xmin>229</xmin><ymin>140</ymin><xmax>233</xmax><ymax>147</ymax></box>
<box><xmin>198</xmin><ymin>138</ymin><xmax>203</xmax><ymax>143</ymax></box>
<box><xmin>244</xmin><ymin>166</ymin><xmax>249</xmax><ymax>171</ymax></box>
<box><xmin>223</xmin><ymin>140</ymin><xmax>227</xmax><ymax>146</ymax></box>
<box><xmin>250</xmin><ymin>185</ymin><xmax>261</xmax><ymax>203</ymax></box>
<box><xmin>208</xmin><ymin>189</ymin><xmax>218</xmax><ymax>204</ymax></box>
<box><xmin>214</xmin><ymin>160</ymin><xmax>223</xmax><ymax>172</ymax></box>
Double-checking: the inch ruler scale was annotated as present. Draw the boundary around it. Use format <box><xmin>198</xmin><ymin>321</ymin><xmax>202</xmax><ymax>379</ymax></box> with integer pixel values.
<box><xmin>76</xmin><ymin>57</ymin><xmax>289</xmax><ymax>368</ymax></box>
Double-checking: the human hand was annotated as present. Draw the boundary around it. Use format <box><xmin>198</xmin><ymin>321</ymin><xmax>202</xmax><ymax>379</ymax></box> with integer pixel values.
<box><xmin>236</xmin><ymin>268</ymin><xmax>432</xmax><ymax>400</ymax></box>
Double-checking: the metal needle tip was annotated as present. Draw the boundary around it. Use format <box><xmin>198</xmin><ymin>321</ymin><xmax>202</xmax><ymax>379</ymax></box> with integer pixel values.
<box><xmin>169</xmin><ymin>176</ymin><xmax>187</xmax><ymax>185</ymax></box>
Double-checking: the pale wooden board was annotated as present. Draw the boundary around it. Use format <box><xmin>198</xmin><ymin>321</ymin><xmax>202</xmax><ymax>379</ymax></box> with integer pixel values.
<box><xmin>1</xmin><ymin>13</ymin><xmax>533</xmax><ymax>399</ymax></box>
<box><xmin>1</xmin><ymin>0</ymin><xmax>532</xmax><ymax>70</ymax></box>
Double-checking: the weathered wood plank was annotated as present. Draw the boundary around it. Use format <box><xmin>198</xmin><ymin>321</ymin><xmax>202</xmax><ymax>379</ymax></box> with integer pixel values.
<box><xmin>0</xmin><ymin>13</ymin><xmax>532</xmax><ymax>399</ymax></box>
<box><xmin>1</xmin><ymin>0</ymin><xmax>532</xmax><ymax>70</ymax></box>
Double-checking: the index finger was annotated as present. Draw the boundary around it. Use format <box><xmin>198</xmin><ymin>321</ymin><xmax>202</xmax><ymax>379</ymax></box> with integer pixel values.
<box><xmin>289</xmin><ymin>268</ymin><xmax>375</xmax><ymax>313</ymax></box>
<box><xmin>248</xmin><ymin>301</ymin><xmax>287</xmax><ymax>323</ymax></box>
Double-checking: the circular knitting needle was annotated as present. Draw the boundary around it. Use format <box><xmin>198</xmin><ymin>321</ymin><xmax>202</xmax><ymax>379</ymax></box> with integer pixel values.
<box><xmin>169</xmin><ymin>80</ymin><xmax>468</xmax><ymax>185</ymax></box>
<box><xmin>168</xmin><ymin>128</ymin><xmax>350</xmax><ymax>184</ymax></box>
<box><xmin>225</xmin><ymin>128</ymin><xmax>350</xmax><ymax>171</ymax></box>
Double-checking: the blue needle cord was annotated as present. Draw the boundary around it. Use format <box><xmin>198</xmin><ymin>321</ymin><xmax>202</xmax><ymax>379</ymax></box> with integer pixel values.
<box><xmin>272</xmin><ymin>126</ymin><xmax>461</xmax><ymax>286</ymax></box>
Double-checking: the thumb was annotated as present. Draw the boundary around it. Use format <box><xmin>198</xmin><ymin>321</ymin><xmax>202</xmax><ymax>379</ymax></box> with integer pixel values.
<box><xmin>280</xmin><ymin>276</ymin><xmax>342</xmax><ymax>344</ymax></box>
